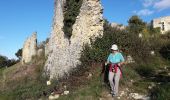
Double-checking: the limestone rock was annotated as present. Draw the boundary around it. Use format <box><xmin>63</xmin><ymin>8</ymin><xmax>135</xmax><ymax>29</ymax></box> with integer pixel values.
<box><xmin>119</xmin><ymin>91</ymin><xmax>125</xmax><ymax>97</ymax></box>
<box><xmin>22</xmin><ymin>32</ymin><xmax>37</xmax><ymax>64</ymax></box>
<box><xmin>44</xmin><ymin>0</ymin><xmax>103</xmax><ymax>79</ymax></box>
<box><xmin>48</xmin><ymin>94</ymin><xmax>60</xmax><ymax>100</ymax></box>
<box><xmin>129</xmin><ymin>93</ymin><xmax>150</xmax><ymax>100</ymax></box>
<box><xmin>47</xmin><ymin>80</ymin><xmax>51</xmax><ymax>86</ymax></box>
<box><xmin>87</xmin><ymin>73</ymin><xmax>92</xmax><ymax>79</ymax></box>
<box><xmin>126</xmin><ymin>55</ymin><xmax>135</xmax><ymax>64</ymax></box>
<box><xmin>63</xmin><ymin>91</ymin><xmax>69</xmax><ymax>95</ymax></box>
<box><xmin>150</xmin><ymin>51</ymin><xmax>155</xmax><ymax>55</ymax></box>
<box><xmin>45</xmin><ymin>39</ymin><xmax>49</xmax><ymax>56</ymax></box>
<box><xmin>37</xmin><ymin>49</ymin><xmax>43</xmax><ymax>57</ymax></box>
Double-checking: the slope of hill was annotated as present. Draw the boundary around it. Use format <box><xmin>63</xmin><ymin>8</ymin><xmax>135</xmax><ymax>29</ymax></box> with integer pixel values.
<box><xmin>0</xmin><ymin>58</ymin><xmax>170</xmax><ymax>100</ymax></box>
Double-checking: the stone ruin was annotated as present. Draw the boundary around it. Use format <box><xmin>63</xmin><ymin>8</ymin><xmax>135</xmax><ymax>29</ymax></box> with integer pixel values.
<box><xmin>152</xmin><ymin>16</ymin><xmax>170</xmax><ymax>34</ymax></box>
<box><xmin>44</xmin><ymin>0</ymin><xmax>104</xmax><ymax>79</ymax></box>
<box><xmin>22</xmin><ymin>32</ymin><xmax>37</xmax><ymax>64</ymax></box>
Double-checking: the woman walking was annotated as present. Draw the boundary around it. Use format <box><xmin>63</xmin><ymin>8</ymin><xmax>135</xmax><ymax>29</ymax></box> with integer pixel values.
<box><xmin>105</xmin><ymin>44</ymin><xmax>125</xmax><ymax>97</ymax></box>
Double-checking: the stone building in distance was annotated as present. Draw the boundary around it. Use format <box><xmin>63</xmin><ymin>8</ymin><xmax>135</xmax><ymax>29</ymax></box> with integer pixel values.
<box><xmin>111</xmin><ymin>22</ymin><xmax>126</xmax><ymax>30</ymax></box>
<box><xmin>152</xmin><ymin>16</ymin><xmax>170</xmax><ymax>34</ymax></box>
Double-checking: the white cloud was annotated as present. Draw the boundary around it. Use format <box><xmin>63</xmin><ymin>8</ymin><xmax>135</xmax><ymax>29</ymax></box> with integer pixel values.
<box><xmin>154</xmin><ymin>0</ymin><xmax>170</xmax><ymax>11</ymax></box>
<box><xmin>135</xmin><ymin>0</ymin><xmax>170</xmax><ymax>16</ymax></box>
<box><xmin>137</xmin><ymin>9</ymin><xmax>154</xmax><ymax>16</ymax></box>
<box><xmin>132</xmin><ymin>10</ymin><xmax>137</xmax><ymax>14</ymax></box>
<box><xmin>143</xmin><ymin>0</ymin><xmax>155</xmax><ymax>7</ymax></box>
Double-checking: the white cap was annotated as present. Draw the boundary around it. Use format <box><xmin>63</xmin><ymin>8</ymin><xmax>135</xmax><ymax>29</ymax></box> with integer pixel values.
<box><xmin>111</xmin><ymin>44</ymin><xmax>118</xmax><ymax>50</ymax></box>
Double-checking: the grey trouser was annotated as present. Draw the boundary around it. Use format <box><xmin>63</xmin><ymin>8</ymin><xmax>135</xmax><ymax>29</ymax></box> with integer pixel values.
<box><xmin>108</xmin><ymin>68</ymin><xmax>121</xmax><ymax>95</ymax></box>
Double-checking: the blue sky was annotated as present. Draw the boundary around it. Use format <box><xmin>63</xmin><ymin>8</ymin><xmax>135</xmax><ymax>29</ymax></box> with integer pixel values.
<box><xmin>0</xmin><ymin>0</ymin><xmax>170</xmax><ymax>59</ymax></box>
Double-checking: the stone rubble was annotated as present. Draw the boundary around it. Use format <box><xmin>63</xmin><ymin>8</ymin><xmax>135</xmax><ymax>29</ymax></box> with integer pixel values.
<box><xmin>63</xmin><ymin>91</ymin><xmax>69</xmax><ymax>95</ymax></box>
<box><xmin>129</xmin><ymin>93</ymin><xmax>150</xmax><ymax>100</ymax></box>
<box><xmin>48</xmin><ymin>94</ymin><xmax>60</xmax><ymax>100</ymax></box>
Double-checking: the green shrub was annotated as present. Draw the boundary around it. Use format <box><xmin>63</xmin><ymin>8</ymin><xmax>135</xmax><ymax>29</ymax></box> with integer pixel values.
<box><xmin>159</xmin><ymin>43</ymin><xmax>170</xmax><ymax>60</ymax></box>
<box><xmin>80</xmin><ymin>20</ymin><xmax>151</xmax><ymax>66</ymax></box>
<box><xmin>0</xmin><ymin>55</ymin><xmax>18</xmax><ymax>68</ymax></box>
<box><xmin>127</xmin><ymin>15</ymin><xmax>147</xmax><ymax>34</ymax></box>
<box><xmin>151</xmin><ymin>83</ymin><xmax>170</xmax><ymax>100</ymax></box>
<box><xmin>158</xmin><ymin>32</ymin><xmax>170</xmax><ymax>60</ymax></box>
<box><xmin>135</xmin><ymin>64</ymin><xmax>155</xmax><ymax>77</ymax></box>
<box><xmin>63</xmin><ymin>0</ymin><xmax>83</xmax><ymax>38</ymax></box>
<box><xmin>120</xmin><ymin>64</ymin><xmax>140</xmax><ymax>85</ymax></box>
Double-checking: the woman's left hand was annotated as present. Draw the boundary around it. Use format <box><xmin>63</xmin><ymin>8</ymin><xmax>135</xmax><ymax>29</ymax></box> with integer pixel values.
<box><xmin>118</xmin><ymin>63</ymin><xmax>121</xmax><ymax>66</ymax></box>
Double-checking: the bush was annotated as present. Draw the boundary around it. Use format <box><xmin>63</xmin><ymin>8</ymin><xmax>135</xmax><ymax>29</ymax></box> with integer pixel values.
<box><xmin>127</xmin><ymin>15</ymin><xmax>146</xmax><ymax>34</ymax></box>
<box><xmin>120</xmin><ymin>64</ymin><xmax>140</xmax><ymax>85</ymax></box>
<box><xmin>80</xmin><ymin>20</ymin><xmax>151</xmax><ymax>65</ymax></box>
<box><xmin>159</xmin><ymin>43</ymin><xmax>170</xmax><ymax>60</ymax></box>
<box><xmin>0</xmin><ymin>55</ymin><xmax>8</xmax><ymax>68</ymax></box>
<box><xmin>15</xmin><ymin>48</ymin><xmax>22</xmax><ymax>60</ymax></box>
<box><xmin>151</xmin><ymin>83</ymin><xmax>170</xmax><ymax>100</ymax></box>
<box><xmin>0</xmin><ymin>55</ymin><xmax>18</xmax><ymax>68</ymax></box>
<box><xmin>158</xmin><ymin>32</ymin><xmax>170</xmax><ymax>60</ymax></box>
<box><xmin>135</xmin><ymin>64</ymin><xmax>155</xmax><ymax>77</ymax></box>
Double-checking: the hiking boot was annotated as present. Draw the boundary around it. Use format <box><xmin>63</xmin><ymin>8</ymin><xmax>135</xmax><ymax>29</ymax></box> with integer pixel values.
<box><xmin>112</xmin><ymin>93</ymin><xmax>118</xmax><ymax>97</ymax></box>
<box><xmin>112</xmin><ymin>93</ymin><xmax>116</xmax><ymax>97</ymax></box>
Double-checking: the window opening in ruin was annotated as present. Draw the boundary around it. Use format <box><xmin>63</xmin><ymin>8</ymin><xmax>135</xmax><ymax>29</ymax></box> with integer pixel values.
<box><xmin>63</xmin><ymin>0</ymin><xmax>83</xmax><ymax>39</ymax></box>
<box><xmin>162</xmin><ymin>22</ymin><xmax>165</xmax><ymax>31</ymax></box>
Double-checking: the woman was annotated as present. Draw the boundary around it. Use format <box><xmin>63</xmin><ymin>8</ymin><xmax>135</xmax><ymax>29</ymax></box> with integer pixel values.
<box><xmin>105</xmin><ymin>44</ymin><xmax>125</xmax><ymax>97</ymax></box>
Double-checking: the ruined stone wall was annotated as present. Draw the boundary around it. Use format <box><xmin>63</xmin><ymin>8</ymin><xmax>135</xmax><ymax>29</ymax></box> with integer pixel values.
<box><xmin>111</xmin><ymin>22</ymin><xmax>126</xmax><ymax>30</ymax></box>
<box><xmin>70</xmin><ymin>0</ymin><xmax>103</xmax><ymax>68</ymax></box>
<box><xmin>44</xmin><ymin>0</ymin><xmax>103</xmax><ymax>79</ymax></box>
<box><xmin>152</xmin><ymin>16</ymin><xmax>170</xmax><ymax>34</ymax></box>
<box><xmin>45</xmin><ymin>40</ymin><xmax>49</xmax><ymax>56</ymax></box>
<box><xmin>22</xmin><ymin>32</ymin><xmax>37</xmax><ymax>64</ymax></box>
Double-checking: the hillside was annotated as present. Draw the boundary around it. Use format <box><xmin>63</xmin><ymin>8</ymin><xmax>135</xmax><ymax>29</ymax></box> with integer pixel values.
<box><xmin>0</xmin><ymin>57</ymin><xmax>170</xmax><ymax>100</ymax></box>
<box><xmin>1</xmin><ymin>0</ymin><xmax>170</xmax><ymax>100</ymax></box>
<box><xmin>1</xmin><ymin>18</ymin><xmax>170</xmax><ymax>100</ymax></box>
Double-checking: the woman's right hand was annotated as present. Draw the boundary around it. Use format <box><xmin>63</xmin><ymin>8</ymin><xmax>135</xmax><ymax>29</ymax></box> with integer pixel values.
<box><xmin>105</xmin><ymin>62</ymin><xmax>108</xmax><ymax>66</ymax></box>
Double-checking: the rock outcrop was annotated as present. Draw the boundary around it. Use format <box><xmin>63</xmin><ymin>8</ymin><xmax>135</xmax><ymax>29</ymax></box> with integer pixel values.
<box><xmin>22</xmin><ymin>32</ymin><xmax>37</xmax><ymax>64</ymax></box>
<box><xmin>44</xmin><ymin>0</ymin><xmax>103</xmax><ymax>79</ymax></box>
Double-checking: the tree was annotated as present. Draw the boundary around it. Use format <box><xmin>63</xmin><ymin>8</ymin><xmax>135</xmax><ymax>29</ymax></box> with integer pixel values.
<box><xmin>128</xmin><ymin>15</ymin><xmax>146</xmax><ymax>34</ymax></box>
<box><xmin>0</xmin><ymin>55</ymin><xmax>18</xmax><ymax>68</ymax></box>
<box><xmin>0</xmin><ymin>55</ymin><xmax>8</xmax><ymax>68</ymax></box>
<box><xmin>15</xmin><ymin>48</ymin><xmax>22</xmax><ymax>60</ymax></box>
<box><xmin>6</xmin><ymin>59</ymin><xmax>17</xmax><ymax>67</ymax></box>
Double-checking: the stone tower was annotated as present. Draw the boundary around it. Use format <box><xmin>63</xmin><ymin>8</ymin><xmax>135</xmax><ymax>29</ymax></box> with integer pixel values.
<box><xmin>44</xmin><ymin>0</ymin><xmax>103</xmax><ymax>79</ymax></box>
<box><xmin>22</xmin><ymin>32</ymin><xmax>37</xmax><ymax>64</ymax></box>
